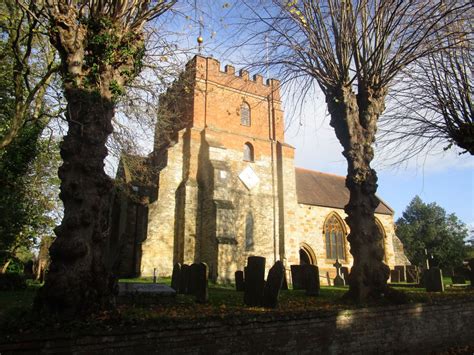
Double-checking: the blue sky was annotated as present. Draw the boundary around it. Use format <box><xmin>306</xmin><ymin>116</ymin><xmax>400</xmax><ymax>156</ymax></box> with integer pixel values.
<box><xmin>151</xmin><ymin>1</ymin><xmax>474</xmax><ymax>227</ymax></box>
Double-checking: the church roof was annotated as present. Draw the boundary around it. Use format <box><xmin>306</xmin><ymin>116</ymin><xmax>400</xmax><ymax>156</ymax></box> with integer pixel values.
<box><xmin>295</xmin><ymin>168</ymin><xmax>393</xmax><ymax>215</ymax></box>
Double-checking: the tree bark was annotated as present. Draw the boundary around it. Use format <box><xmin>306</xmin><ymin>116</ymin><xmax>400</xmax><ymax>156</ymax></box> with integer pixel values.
<box><xmin>34</xmin><ymin>88</ymin><xmax>116</xmax><ymax>317</ymax></box>
<box><xmin>327</xmin><ymin>86</ymin><xmax>390</xmax><ymax>302</ymax></box>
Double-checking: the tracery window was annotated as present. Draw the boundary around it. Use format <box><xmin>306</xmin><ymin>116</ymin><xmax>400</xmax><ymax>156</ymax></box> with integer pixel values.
<box><xmin>245</xmin><ymin>212</ymin><xmax>254</xmax><ymax>251</ymax></box>
<box><xmin>240</xmin><ymin>102</ymin><xmax>251</xmax><ymax>126</ymax></box>
<box><xmin>324</xmin><ymin>214</ymin><xmax>346</xmax><ymax>260</ymax></box>
<box><xmin>243</xmin><ymin>142</ymin><xmax>254</xmax><ymax>162</ymax></box>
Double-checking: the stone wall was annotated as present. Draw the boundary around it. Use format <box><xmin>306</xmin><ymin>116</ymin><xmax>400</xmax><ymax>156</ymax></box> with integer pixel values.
<box><xmin>2</xmin><ymin>300</ymin><xmax>473</xmax><ymax>354</ymax></box>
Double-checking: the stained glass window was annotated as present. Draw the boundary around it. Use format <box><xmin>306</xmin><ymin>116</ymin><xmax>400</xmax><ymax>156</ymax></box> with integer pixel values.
<box><xmin>325</xmin><ymin>215</ymin><xmax>346</xmax><ymax>260</ymax></box>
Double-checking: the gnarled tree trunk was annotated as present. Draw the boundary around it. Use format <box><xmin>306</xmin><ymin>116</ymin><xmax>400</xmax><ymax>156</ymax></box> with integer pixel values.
<box><xmin>328</xmin><ymin>86</ymin><xmax>390</xmax><ymax>302</ymax></box>
<box><xmin>35</xmin><ymin>89</ymin><xmax>115</xmax><ymax>316</ymax></box>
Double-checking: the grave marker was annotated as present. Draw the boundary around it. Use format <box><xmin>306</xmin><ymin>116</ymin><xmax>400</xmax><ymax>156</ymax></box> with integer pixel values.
<box><xmin>244</xmin><ymin>256</ymin><xmax>266</xmax><ymax>306</ymax></box>
<box><xmin>263</xmin><ymin>261</ymin><xmax>285</xmax><ymax>308</ymax></box>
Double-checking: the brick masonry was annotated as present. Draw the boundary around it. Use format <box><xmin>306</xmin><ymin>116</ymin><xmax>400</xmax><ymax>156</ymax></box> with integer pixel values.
<box><xmin>1</xmin><ymin>299</ymin><xmax>473</xmax><ymax>353</ymax></box>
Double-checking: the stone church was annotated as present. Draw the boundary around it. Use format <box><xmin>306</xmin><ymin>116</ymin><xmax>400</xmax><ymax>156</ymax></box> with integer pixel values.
<box><xmin>111</xmin><ymin>55</ymin><xmax>409</xmax><ymax>283</ymax></box>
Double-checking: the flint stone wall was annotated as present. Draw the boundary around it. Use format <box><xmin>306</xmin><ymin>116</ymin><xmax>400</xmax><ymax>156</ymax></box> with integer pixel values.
<box><xmin>1</xmin><ymin>299</ymin><xmax>473</xmax><ymax>354</ymax></box>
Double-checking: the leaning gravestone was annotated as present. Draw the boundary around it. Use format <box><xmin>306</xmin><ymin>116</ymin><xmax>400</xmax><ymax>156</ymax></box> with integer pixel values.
<box><xmin>244</xmin><ymin>256</ymin><xmax>266</xmax><ymax>306</ymax></box>
<box><xmin>406</xmin><ymin>265</ymin><xmax>419</xmax><ymax>283</ymax></box>
<box><xmin>425</xmin><ymin>267</ymin><xmax>444</xmax><ymax>292</ymax></box>
<box><xmin>263</xmin><ymin>261</ymin><xmax>285</xmax><ymax>308</ymax></box>
<box><xmin>187</xmin><ymin>263</ymin><xmax>199</xmax><ymax>295</ymax></box>
<box><xmin>390</xmin><ymin>269</ymin><xmax>401</xmax><ymax>283</ymax></box>
<box><xmin>304</xmin><ymin>264</ymin><xmax>320</xmax><ymax>296</ymax></box>
<box><xmin>290</xmin><ymin>265</ymin><xmax>305</xmax><ymax>290</ymax></box>
<box><xmin>394</xmin><ymin>265</ymin><xmax>406</xmax><ymax>282</ymax></box>
<box><xmin>333</xmin><ymin>259</ymin><xmax>345</xmax><ymax>287</ymax></box>
<box><xmin>195</xmin><ymin>262</ymin><xmax>209</xmax><ymax>303</ymax></box>
<box><xmin>235</xmin><ymin>270</ymin><xmax>245</xmax><ymax>292</ymax></box>
<box><xmin>179</xmin><ymin>264</ymin><xmax>190</xmax><ymax>294</ymax></box>
<box><xmin>171</xmin><ymin>263</ymin><xmax>181</xmax><ymax>292</ymax></box>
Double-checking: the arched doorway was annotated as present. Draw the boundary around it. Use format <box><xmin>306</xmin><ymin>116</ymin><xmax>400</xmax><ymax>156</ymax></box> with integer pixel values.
<box><xmin>299</xmin><ymin>243</ymin><xmax>317</xmax><ymax>265</ymax></box>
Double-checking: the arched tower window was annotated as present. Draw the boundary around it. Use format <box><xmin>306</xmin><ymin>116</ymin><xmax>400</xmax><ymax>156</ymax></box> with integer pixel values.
<box><xmin>243</xmin><ymin>142</ymin><xmax>254</xmax><ymax>162</ymax></box>
<box><xmin>240</xmin><ymin>102</ymin><xmax>251</xmax><ymax>126</ymax></box>
<box><xmin>245</xmin><ymin>212</ymin><xmax>254</xmax><ymax>251</ymax></box>
<box><xmin>324</xmin><ymin>214</ymin><xmax>346</xmax><ymax>260</ymax></box>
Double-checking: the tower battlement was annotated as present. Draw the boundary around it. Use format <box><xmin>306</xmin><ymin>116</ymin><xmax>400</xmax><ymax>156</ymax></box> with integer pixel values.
<box><xmin>187</xmin><ymin>55</ymin><xmax>281</xmax><ymax>100</ymax></box>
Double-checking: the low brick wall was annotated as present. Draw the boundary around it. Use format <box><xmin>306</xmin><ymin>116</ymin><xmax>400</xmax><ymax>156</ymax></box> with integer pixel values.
<box><xmin>1</xmin><ymin>299</ymin><xmax>473</xmax><ymax>354</ymax></box>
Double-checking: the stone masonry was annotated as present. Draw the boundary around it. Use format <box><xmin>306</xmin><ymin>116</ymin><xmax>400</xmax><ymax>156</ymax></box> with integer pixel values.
<box><xmin>111</xmin><ymin>55</ymin><xmax>409</xmax><ymax>283</ymax></box>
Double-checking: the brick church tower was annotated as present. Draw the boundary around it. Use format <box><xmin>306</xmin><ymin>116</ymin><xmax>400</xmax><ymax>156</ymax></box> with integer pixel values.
<box><xmin>138</xmin><ymin>55</ymin><xmax>297</xmax><ymax>281</ymax></box>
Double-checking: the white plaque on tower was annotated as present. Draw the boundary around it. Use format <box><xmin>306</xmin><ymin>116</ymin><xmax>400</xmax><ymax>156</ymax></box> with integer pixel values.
<box><xmin>238</xmin><ymin>166</ymin><xmax>260</xmax><ymax>190</ymax></box>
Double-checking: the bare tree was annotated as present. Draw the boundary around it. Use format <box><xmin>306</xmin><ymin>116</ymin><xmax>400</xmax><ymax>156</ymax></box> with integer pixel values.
<box><xmin>245</xmin><ymin>0</ymin><xmax>470</xmax><ymax>302</ymax></box>
<box><xmin>30</xmin><ymin>0</ymin><xmax>175</xmax><ymax>317</ymax></box>
<box><xmin>379</xmin><ymin>26</ymin><xmax>473</xmax><ymax>160</ymax></box>
<box><xmin>0</xmin><ymin>0</ymin><xmax>59</xmax><ymax>150</ymax></box>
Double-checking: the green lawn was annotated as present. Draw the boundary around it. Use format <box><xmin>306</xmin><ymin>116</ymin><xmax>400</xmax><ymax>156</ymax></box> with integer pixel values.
<box><xmin>1</xmin><ymin>278</ymin><xmax>472</xmax><ymax>334</ymax></box>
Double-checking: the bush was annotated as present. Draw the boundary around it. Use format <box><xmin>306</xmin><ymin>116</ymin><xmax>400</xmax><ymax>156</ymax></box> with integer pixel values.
<box><xmin>0</xmin><ymin>273</ymin><xmax>27</xmax><ymax>291</ymax></box>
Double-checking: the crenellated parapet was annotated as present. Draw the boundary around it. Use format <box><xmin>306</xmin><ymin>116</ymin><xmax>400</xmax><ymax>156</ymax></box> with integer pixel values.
<box><xmin>187</xmin><ymin>55</ymin><xmax>281</xmax><ymax>101</ymax></box>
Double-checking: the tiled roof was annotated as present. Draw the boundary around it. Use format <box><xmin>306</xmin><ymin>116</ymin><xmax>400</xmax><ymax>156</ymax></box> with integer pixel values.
<box><xmin>295</xmin><ymin>168</ymin><xmax>393</xmax><ymax>215</ymax></box>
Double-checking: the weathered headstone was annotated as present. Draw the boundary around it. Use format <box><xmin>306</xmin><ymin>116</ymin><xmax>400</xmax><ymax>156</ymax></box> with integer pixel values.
<box><xmin>303</xmin><ymin>264</ymin><xmax>320</xmax><ymax>296</ymax></box>
<box><xmin>179</xmin><ymin>264</ymin><xmax>189</xmax><ymax>294</ymax></box>
<box><xmin>468</xmin><ymin>259</ymin><xmax>474</xmax><ymax>286</ymax></box>
<box><xmin>340</xmin><ymin>266</ymin><xmax>350</xmax><ymax>284</ymax></box>
<box><xmin>290</xmin><ymin>265</ymin><xmax>305</xmax><ymax>290</ymax></box>
<box><xmin>23</xmin><ymin>260</ymin><xmax>35</xmax><ymax>280</ymax></box>
<box><xmin>235</xmin><ymin>270</ymin><xmax>245</xmax><ymax>292</ymax></box>
<box><xmin>394</xmin><ymin>265</ymin><xmax>406</xmax><ymax>282</ymax></box>
<box><xmin>187</xmin><ymin>263</ymin><xmax>199</xmax><ymax>295</ymax></box>
<box><xmin>333</xmin><ymin>259</ymin><xmax>345</xmax><ymax>287</ymax></box>
<box><xmin>263</xmin><ymin>261</ymin><xmax>285</xmax><ymax>308</ymax></box>
<box><xmin>171</xmin><ymin>263</ymin><xmax>181</xmax><ymax>292</ymax></box>
<box><xmin>195</xmin><ymin>262</ymin><xmax>209</xmax><ymax>303</ymax></box>
<box><xmin>244</xmin><ymin>256</ymin><xmax>266</xmax><ymax>306</ymax></box>
<box><xmin>451</xmin><ymin>275</ymin><xmax>466</xmax><ymax>284</ymax></box>
<box><xmin>425</xmin><ymin>267</ymin><xmax>444</xmax><ymax>292</ymax></box>
<box><xmin>390</xmin><ymin>269</ymin><xmax>401</xmax><ymax>283</ymax></box>
<box><xmin>406</xmin><ymin>265</ymin><xmax>419</xmax><ymax>283</ymax></box>
<box><xmin>281</xmin><ymin>269</ymin><xmax>289</xmax><ymax>290</ymax></box>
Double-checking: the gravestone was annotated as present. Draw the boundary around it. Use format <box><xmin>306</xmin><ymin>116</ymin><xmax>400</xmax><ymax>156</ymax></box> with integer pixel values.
<box><xmin>425</xmin><ymin>267</ymin><xmax>444</xmax><ymax>292</ymax></box>
<box><xmin>390</xmin><ymin>269</ymin><xmax>401</xmax><ymax>283</ymax></box>
<box><xmin>451</xmin><ymin>275</ymin><xmax>466</xmax><ymax>284</ymax></box>
<box><xmin>179</xmin><ymin>264</ymin><xmax>189</xmax><ymax>294</ymax></box>
<box><xmin>281</xmin><ymin>270</ymin><xmax>289</xmax><ymax>290</ymax></box>
<box><xmin>23</xmin><ymin>260</ymin><xmax>35</xmax><ymax>280</ymax></box>
<box><xmin>340</xmin><ymin>267</ymin><xmax>350</xmax><ymax>284</ymax></box>
<box><xmin>333</xmin><ymin>259</ymin><xmax>345</xmax><ymax>287</ymax></box>
<box><xmin>235</xmin><ymin>270</ymin><xmax>245</xmax><ymax>292</ymax></box>
<box><xmin>244</xmin><ymin>256</ymin><xmax>266</xmax><ymax>306</ymax></box>
<box><xmin>304</xmin><ymin>264</ymin><xmax>320</xmax><ymax>296</ymax></box>
<box><xmin>468</xmin><ymin>259</ymin><xmax>474</xmax><ymax>286</ymax></box>
<box><xmin>262</xmin><ymin>261</ymin><xmax>285</xmax><ymax>308</ymax></box>
<box><xmin>326</xmin><ymin>272</ymin><xmax>331</xmax><ymax>286</ymax></box>
<box><xmin>171</xmin><ymin>263</ymin><xmax>181</xmax><ymax>292</ymax></box>
<box><xmin>195</xmin><ymin>262</ymin><xmax>209</xmax><ymax>303</ymax></box>
<box><xmin>394</xmin><ymin>265</ymin><xmax>406</xmax><ymax>282</ymax></box>
<box><xmin>290</xmin><ymin>265</ymin><xmax>305</xmax><ymax>290</ymax></box>
<box><xmin>406</xmin><ymin>265</ymin><xmax>419</xmax><ymax>283</ymax></box>
<box><xmin>187</xmin><ymin>263</ymin><xmax>199</xmax><ymax>295</ymax></box>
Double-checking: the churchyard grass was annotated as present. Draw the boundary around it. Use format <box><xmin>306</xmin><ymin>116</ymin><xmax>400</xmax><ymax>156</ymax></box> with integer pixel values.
<box><xmin>0</xmin><ymin>278</ymin><xmax>472</xmax><ymax>335</ymax></box>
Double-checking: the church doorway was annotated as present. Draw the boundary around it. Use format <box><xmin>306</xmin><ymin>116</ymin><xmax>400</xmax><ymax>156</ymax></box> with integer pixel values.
<box><xmin>299</xmin><ymin>243</ymin><xmax>317</xmax><ymax>265</ymax></box>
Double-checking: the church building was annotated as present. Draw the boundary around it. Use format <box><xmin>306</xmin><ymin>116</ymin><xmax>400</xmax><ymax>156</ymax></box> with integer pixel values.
<box><xmin>111</xmin><ymin>55</ymin><xmax>409</xmax><ymax>283</ymax></box>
